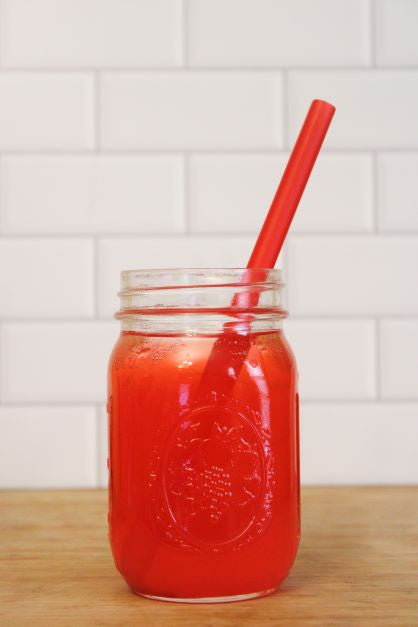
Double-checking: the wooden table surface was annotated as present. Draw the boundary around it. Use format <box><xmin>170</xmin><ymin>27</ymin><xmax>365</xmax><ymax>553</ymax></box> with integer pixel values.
<box><xmin>1</xmin><ymin>487</ymin><xmax>417</xmax><ymax>626</ymax></box>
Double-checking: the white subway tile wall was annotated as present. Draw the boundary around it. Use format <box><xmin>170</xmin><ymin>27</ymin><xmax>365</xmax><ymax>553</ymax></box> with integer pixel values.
<box><xmin>380</xmin><ymin>319</ymin><xmax>418</xmax><ymax>399</ymax></box>
<box><xmin>0</xmin><ymin>407</ymin><xmax>98</xmax><ymax>488</ymax></box>
<box><xmin>1</xmin><ymin>322</ymin><xmax>117</xmax><ymax>404</ymax></box>
<box><xmin>1</xmin><ymin>156</ymin><xmax>185</xmax><ymax>234</ymax></box>
<box><xmin>0</xmin><ymin>0</ymin><xmax>416</xmax><ymax>488</ymax></box>
<box><xmin>287</xmin><ymin>236</ymin><xmax>418</xmax><ymax>315</ymax></box>
<box><xmin>377</xmin><ymin>153</ymin><xmax>418</xmax><ymax>231</ymax></box>
<box><xmin>100</xmin><ymin>73</ymin><xmax>283</xmax><ymax>150</ymax></box>
<box><xmin>284</xmin><ymin>319</ymin><xmax>376</xmax><ymax>400</ymax></box>
<box><xmin>288</xmin><ymin>71</ymin><xmax>418</xmax><ymax>148</ymax></box>
<box><xmin>1</xmin><ymin>0</ymin><xmax>183</xmax><ymax>68</ymax></box>
<box><xmin>300</xmin><ymin>403</ymin><xmax>418</xmax><ymax>485</ymax></box>
<box><xmin>0</xmin><ymin>73</ymin><xmax>94</xmax><ymax>150</ymax></box>
<box><xmin>0</xmin><ymin>238</ymin><xmax>94</xmax><ymax>317</ymax></box>
<box><xmin>190</xmin><ymin>153</ymin><xmax>374</xmax><ymax>233</ymax></box>
<box><xmin>188</xmin><ymin>0</ymin><xmax>371</xmax><ymax>67</ymax></box>
<box><xmin>375</xmin><ymin>0</ymin><xmax>418</xmax><ymax>66</ymax></box>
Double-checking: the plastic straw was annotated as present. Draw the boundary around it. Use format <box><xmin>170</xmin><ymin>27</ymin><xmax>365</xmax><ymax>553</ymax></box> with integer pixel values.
<box><xmin>197</xmin><ymin>99</ymin><xmax>335</xmax><ymax>399</ymax></box>
<box><xmin>249</xmin><ymin>99</ymin><xmax>336</xmax><ymax>268</ymax></box>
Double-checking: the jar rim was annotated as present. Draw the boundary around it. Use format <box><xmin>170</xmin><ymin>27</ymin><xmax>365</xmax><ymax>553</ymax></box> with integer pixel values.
<box><xmin>116</xmin><ymin>268</ymin><xmax>286</xmax><ymax>331</ymax></box>
<box><xmin>120</xmin><ymin>268</ymin><xmax>283</xmax><ymax>292</ymax></box>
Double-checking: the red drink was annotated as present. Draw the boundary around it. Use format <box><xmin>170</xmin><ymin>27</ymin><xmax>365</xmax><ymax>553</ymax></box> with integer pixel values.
<box><xmin>108</xmin><ymin>269</ymin><xmax>299</xmax><ymax>602</ymax></box>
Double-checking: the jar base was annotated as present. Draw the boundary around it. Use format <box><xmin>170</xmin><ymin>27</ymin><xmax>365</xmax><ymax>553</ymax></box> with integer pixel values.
<box><xmin>135</xmin><ymin>588</ymin><xmax>276</xmax><ymax>604</ymax></box>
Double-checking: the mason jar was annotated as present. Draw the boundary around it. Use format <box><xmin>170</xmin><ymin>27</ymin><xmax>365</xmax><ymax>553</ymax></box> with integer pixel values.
<box><xmin>108</xmin><ymin>268</ymin><xmax>299</xmax><ymax>603</ymax></box>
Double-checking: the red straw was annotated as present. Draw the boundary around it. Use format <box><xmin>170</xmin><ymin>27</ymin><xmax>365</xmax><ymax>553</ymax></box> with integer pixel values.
<box><xmin>233</xmin><ymin>99</ymin><xmax>335</xmax><ymax>310</ymax></box>
<box><xmin>248</xmin><ymin>99</ymin><xmax>335</xmax><ymax>269</ymax></box>
<box><xmin>197</xmin><ymin>99</ymin><xmax>335</xmax><ymax>400</ymax></box>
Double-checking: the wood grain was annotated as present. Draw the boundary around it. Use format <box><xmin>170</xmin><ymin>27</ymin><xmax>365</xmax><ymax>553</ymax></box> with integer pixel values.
<box><xmin>1</xmin><ymin>487</ymin><xmax>417</xmax><ymax>626</ymax></box>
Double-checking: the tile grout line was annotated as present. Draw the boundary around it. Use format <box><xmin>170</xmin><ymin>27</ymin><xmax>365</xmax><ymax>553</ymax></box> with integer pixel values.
<box><xmin>282</xmin><ymin>243</ymin><xmax>289</xmax><ymax>311</ymax></box>
<box><xmin>93</xmin><ymin>67</ymin><xmax>101</xmax><ymax>480</ymax></box>
<box><xmin>372</xmin><ymin>151</ymin><xmax>379</xmax><ymax>232</ymax></box>
<box><xmin>0</xmin><ymin>66</ymin><xmax>417</xmax><ymax>72</ymax></box>
<box><xmin>1</xmin><ymin>231</ymin><xmax>418</xmax><ymax>240</ymax></box>
<box><xmin>0</xmin><ymin>0</ymin><xmax>3</xmax><ymax>69</ymax></box>
<box><xmin>95</xmin><ymin>404</ymin><xmax>102</xmax><ymax>488</ymax></box>
<box><xmin>374</xmin><ymin>318</ymin><xmax>382</xmax><ymax>400</ymax></box>
<box><xmin>0</xmin><ymin>401</ymin><xmax>107</xmax><ymax>408</ymax></box>
<box><xmin>369</xmin><ymin>0</ymin><xmax>379</xmax><ymax>238</ymax></box>
<box><xmin>282</xmin><ymin>70</ymin><xmax>289</xmax><ymax>150</ymax></box>
<box><xmin>92</xmin><ymin>237</ymin><xmax>100</xmax><ymax>317</ymax></box>
<box><xmin>0</xmin><ymin>321</ymin><xmax>2</xmax><ymax>404</ymax></box>
<box><xmin>0</xmin><ymin>148</ymin><xmax>417</xmax><ymax>156</ymax></box>
<box><xmin>182</xmin><ymin>0</ymin><xmax>189</xmax><ymax>68</ymax></box>
<box><xmin>0</xmin><ymin>41</ymin><xmax>2</xmax><ymax>439</ymax></box>
<box><xmin>92</xmin><ymin>70</ymin><xmax>100</xmax><ymax>318</ymax></box>
<box><xmin>0</xmin><ymin>154</ymin><xmax>3</xmax><ymax>234</ymax></box>
<box><xmin>369</xmin><ymin>0</ymin><xmax>377</xmax><ymax>67</ymax></box>
<box><xmin>183</xmin><ymin>153</ymin><xmax>191</xmax><ymax>234</ymax></box>
<box><xmin>93</xmin><ymin>70</ymin><xmax>101</xmax><ymax>151</ymax></box>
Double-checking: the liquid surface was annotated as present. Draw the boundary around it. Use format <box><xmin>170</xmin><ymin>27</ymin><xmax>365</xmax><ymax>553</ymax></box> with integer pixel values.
<box><xmin>108</xmin><ymin>330</ymin><xmax>299</xmax><ymax>599</ymax></box>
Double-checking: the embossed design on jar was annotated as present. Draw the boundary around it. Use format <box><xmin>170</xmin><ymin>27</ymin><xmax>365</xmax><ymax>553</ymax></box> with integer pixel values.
<box><xmin>162</xmin><ymin>406</ymin><xmax>266</xmax><ymax>547</ymax></box>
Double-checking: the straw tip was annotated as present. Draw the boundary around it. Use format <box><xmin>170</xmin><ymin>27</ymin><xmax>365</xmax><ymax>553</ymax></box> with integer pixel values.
<box><xmin>312</xmin><ymin>98</ymin><xmax>336</xmax><ymax>114</ymax></box>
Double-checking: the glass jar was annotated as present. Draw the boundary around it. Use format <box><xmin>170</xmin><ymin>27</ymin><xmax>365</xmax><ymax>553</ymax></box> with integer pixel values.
<box><xmin>108</xmin><ymin>268</ymin><xmax>299</xmax><ymax>603</ymax></box>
